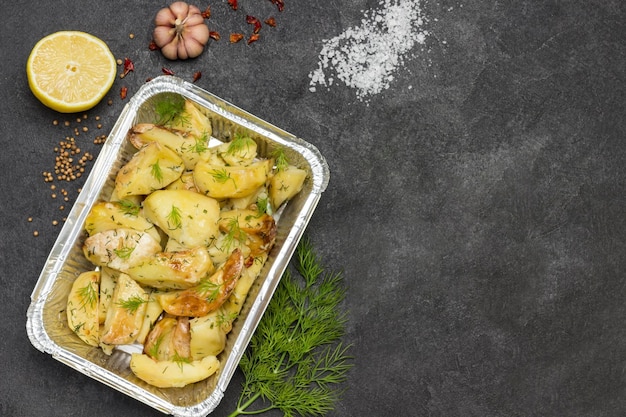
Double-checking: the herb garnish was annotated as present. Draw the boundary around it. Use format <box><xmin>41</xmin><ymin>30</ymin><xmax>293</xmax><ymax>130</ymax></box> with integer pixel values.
<box><xmin>272</xmin><ymin>148</ymin><xmax>289</xmax><ymax>172</ymax></box>
<box><xmin>117</xmin><ymin>296</ymin><xmax>147</xmax><ymax>313</ymax></box>
<box><xmin>150</xmin><ymin>160</ymin><xmax>164</xmax><ymax>182</ymax></box>
<box><xmin>117</xmin><ymin>199</ymin><xmax>140</xmax><ymax>216</ymax></box>
<box><xmin>230</xmin><ymin>237</ymin><xmax>353</xmax><ymax>417</ymax></box>
<box><xmin>154</xmin><ymin>95</ymin><xmax>186</xmax><ymax>126</ymax></box>
<box><xmin>227</xmin><ymin>133</ymin><xmax>255</xmax><ymax>155</ymax></box>
<box><xmin>210</xmin><ymin>168</ymin><xmax>237</xmax><ymax>188</ymax></box>
<box><xmin>167</xmin><ymin>205</ymin><xmax>183</xmax><ymax>230</ymax></box>
<box><xmin>77</xmin><ymin>282</ymin><xmax>98</xmax><ymax>310</ymax></box>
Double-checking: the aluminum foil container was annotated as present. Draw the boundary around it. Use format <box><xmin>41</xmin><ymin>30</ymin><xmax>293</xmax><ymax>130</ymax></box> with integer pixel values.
<box><xmin>26</xmin><ymin>76</ymin><xmax>330</xmax><ymax>416</ymax></box>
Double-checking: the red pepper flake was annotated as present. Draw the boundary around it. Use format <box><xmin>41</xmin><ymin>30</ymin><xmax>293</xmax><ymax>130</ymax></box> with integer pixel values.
<box><xmin>120</xmin><ymin>86</ymin><xmax>128</xmax><ymax>99</ymax></box>
<box><xmin>229</xmin><ymin>33</ymin><xmax>244</xmax><ymax>43</ymax></box>
<box><xmin>162</xmin><ymin>67</ymin><xmax>175</xmax><ymax>76</ymax></box>
<box><xmin>121</xmin><ymin>57</ymin><xmax>134</xmax><ymax>78</ymax></box>
<box><xmin>209</xmin><ymin>31</ymin><xmax>221</xmax><ymax>41</ymax></box>
<box><xmin>201</xmin><ymin>5</ymin><xmax>211</xmax><ymax>18</ymax></box>
<box><xmin>269</xmin><ymin>0</ymin><xmax>284</xmax><ymax>12</ymax></box>
<box><xmin>246</xmin><ymin>15</ymin><xmax>262</xmax><ymax>34</ymax></box>
<box><xmin>228</xmin><ymin>0</ymin><xmax>237</xmax><ymax>10</ymax></box>
<box><xmin>247</xmin><ymin>33</ymin><xmax>260</xmax><ymax>44</ymax></box>
<box><xmin>193</xmin><ymin>71</ymin><xmax>202</xmax><ymax>82</ymax></box>
<box><xmin>148</xmin><ymin>40</ymin><xmax>159</xmax><ymax>51</ymax></box>
<box><xmin>264</xmin><ymin>16</ymin><xmax>277</xmax><ymax>27</ymax></box>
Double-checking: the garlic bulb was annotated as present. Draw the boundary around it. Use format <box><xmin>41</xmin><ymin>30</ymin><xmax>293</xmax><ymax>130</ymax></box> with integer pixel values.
<box><xmin>153</xmin><ymin>1</ymin><xmax>210</xmax><ymax>60</ymax></box>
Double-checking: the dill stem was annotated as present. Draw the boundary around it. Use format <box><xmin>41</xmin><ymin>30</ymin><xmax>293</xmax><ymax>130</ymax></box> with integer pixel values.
<box><xmin>228</xmin><ymin>391</ymin><xmax>274</xmax><ymax>417</ymax></box>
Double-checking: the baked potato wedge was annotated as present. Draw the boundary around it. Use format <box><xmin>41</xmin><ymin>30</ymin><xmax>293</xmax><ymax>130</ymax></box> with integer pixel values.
<box><xmin>115</xmin><ymin>141</ymin><xmax>185</xmax><ymax>197</ymax></box>
<box><xmin>156</xmin><ymin>248</ymin><xmax>244</xmax><ymax>317</ymax></box>
<box><xmin>126</xmin><ymin>246</ymin><xmax>214</xmax><ymax>290</ymax></box>
<box><xmin>269</xmin><ymin>165</ymin><xmax>307</xmax><ymax>209</ymax></box>
<box><xmin>67</xmin><ymin>270</ymin><xmax>100</xmax><ymax>347</ymax></box>
<box><xmin>193</xmin><ymin>159</ymin><xmax>272</xmax><ymax>200</ymax></box>
<box><xmin>142</xmin><ymin>189</ymin><xmax>220</xmax><ymax>248</ymax></box>
<box><xmin>83</xmin><ymin>228</ymin><xmax>162</xmax><ymax>272</ymax></box>
<box><xmin>84</xmin><ymin>201</ymin><xmax>161</xmax><ymax>244</ymax></box>
<box><xmin>128</xmin><ymin>123</ymin><xmax>210</xmax><ymax>170</ymax></box>
<box><xmin>100</xmin><ymin>273</ymin><xmax>148</xmax><ymax>345</ymax></box>
<box><xmin>130</xmin><ymin>352</ymin><xmax>219</xmax><ymax>388</ymax></box>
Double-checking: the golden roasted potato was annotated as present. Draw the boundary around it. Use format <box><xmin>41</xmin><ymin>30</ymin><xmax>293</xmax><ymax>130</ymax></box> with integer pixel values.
<box><xmin>84</xmin><ymin>201</ymin><xmax>161</xmax><ymax>244</ymax></box>
<box><xmin>67</xmin><ymin>270</ymin><xmax>100</xmax><ymax>347</ymax></box>
<box><xmin>83</xmin><ymin>228</ymin><xmax>162</xmax><ymax>272</ymax></box>
<box><xmin>161</xmin><ymin>98</ymin><xmax>213</xmax><ymax>139</ymax></box>
<box><xmin>165</xmin><ymin>171</ymin><xmax>199</xmax><ymax>192</ymax></box>
<box><xmin>126</xmin><ymin>246</ymin><xmax>214</xmax><ymax>290</ymax></box>
<box><xmin>269</xmin><ymin>165</ymin><xmax>307</xmax><ymax>209</ymax></box>
<box><xmin>135</xmin><ymin>293</ymin><xmax>164</xmax><ymax>345</ymax></box>
<box><xmin>189</xmin><ymin>309</ymin><xmax>230</xmax><ymax>360</ymax></box>
<box><xmin>142</xmin><ymin>189</ymin><xmax>220</xmax><ymax>248</ymax></box>
<box><xmin>156</xmin><ymin>249</ymin><xmax>244</xmax><ymax>317</ymax></box>
<box><xmin>222</xmin><ymin>253</ymin><xmax>268</xmax><ymax>320</ymax></box>
<box><xmin>143</xmin><ymin>315</ymin><xmax>190</xmax><ymax>361</ymax></box>
<box><xmin>128</xmin><ymin>123</ymin><xmax>210</xmax><ymax>170</ymax></box>
<box><xmin>100</xmin><ymin>273</ymin><xmax>148</xmax><ymax>345</ymax></box>
<box><xmin>215</xmin><ymin>135</ymin><xmax>257</xmax><ymax>166</ymax></box>
<box><xmin>130</xmin><ymin>353</ymin><xmax>219</xmax><ymax>388</ymax></box>
<box><xmin>218</xmin><ymin>209</ymin><xmax>277</xmax><ymax>255</ymax></box>
<box><xmin>193</xmin><ymin>159</ymin><xmax>272</xmax><ymax>200</ymax></box>
<box><xmin>115</xmin><ymin>141</ymin><xmax>185</xmax><ymax>197</ymax></box>
<box><xmin>98</xmin><ymin>267</ymin><xmax>118</xmax><ymax>324</ymax></box>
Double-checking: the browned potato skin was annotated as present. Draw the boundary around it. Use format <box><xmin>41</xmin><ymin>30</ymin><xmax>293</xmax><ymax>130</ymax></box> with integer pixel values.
<box><xmin>143</xmin><ymin>315</ymin><xmax>191</xmax><ymax>361</ymax></box>
<box><xmin>100</xmin><ymin>273</ymin><xmax>148</xmax><ymax>345</ymax></box>
<box><xmin>157</xmin><ymin>249</ymin><xmax>244</xmax><ymax>317</ymax></box>
<box><xmin>218</xmin><ymin>209</ymin><xmax>277</xmax><ymax>255</ymax></box>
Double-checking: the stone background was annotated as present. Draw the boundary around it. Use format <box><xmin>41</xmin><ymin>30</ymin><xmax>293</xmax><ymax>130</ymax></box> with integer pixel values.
<box><xmin>2</xmin><ymin>0</ymin><xmax>626</xmax><ymax>416</ymax></box>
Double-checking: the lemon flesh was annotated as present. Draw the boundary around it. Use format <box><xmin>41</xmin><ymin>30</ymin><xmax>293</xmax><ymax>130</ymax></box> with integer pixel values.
<box><xmin>26</xmin><ymin>31</ymin><xmax>117</xmax><ymax>113</ymax></box>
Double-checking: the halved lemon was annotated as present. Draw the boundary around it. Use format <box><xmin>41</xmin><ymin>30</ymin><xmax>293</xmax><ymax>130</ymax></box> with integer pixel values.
<box><xmin>26</xmin><ymin>31</ymin><xmax>117</xmax><ymax>113</ymax></box>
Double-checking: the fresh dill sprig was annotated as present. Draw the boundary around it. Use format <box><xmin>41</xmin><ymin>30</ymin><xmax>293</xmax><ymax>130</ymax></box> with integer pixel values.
<box><xmin>150</xmin><ymin>160</ymin><xmax>164</xmax><ymax>183</ymax></box>
<box><xmin>197</xmin><ymin>279</ymin><xmax>222</xmax><ymax>302</ymax></box>
<box><xmin>117</xmin><ymin>295</ymin><xmax>147</xmax><ymax>313</ymax></box>
<box><xmin>227</xmin><ymin>133</ymin><xmax>255</xmax><ymax>155</ymax></box>
<box><xmin>220</xmin><ymin>217</ymin><xmax>246</xmax><ymax>252</ymax></box>
<box><xmin>117</xmin><ymin>199</ymin><xmax>140</xmax><ymax>216</ymax></box>
<box><xmin>272</xmin><ymin>148</ymin><xmax>289</xmax><ymax>172</ymax></box>
<box><xmin>77</xmin><ymin>283</ymin><xmax>98</xmax><ymax>310</ymax></box>
<box><xmin>230</xmin><ymin>236</ymin><xmax>353</xmax><ymax>417</ymax></box>
<box><xmin>167</xmin><ymin>205</ymin><xmax>183</xmax><ymax>230</ymax></box>
<box><xmin>154</xmin><ymin>95</ymin><xmax>186</xmax><ymax>126</ymax></box>
<box><xmin>210</xmin><ymin>168</ymin><xmax>237</xmax><ymax>187</ymax></box>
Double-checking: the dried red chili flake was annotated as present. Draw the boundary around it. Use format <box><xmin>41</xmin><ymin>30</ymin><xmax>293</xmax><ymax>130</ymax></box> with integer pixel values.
<box><xmin>269</xmin><ymin>0</ymin><xmax>284</xmax><ymax>12</ymax></box>
<box><xmin>120</xmin><ymin>86</ymin><xmax>128</xmax><ymax>99</ymax></box>
<box><xmin>201</xmin><ymin>5</ymin><xmax>211</xmax><ymax>18</ymax></box>
<box><xmin>264</xmin><ymin>16</ymin><xmax>277</xmax><ymax>27</ymax></box>
<box><xmin>229</xmin><ymin>33</ymin><xmax>244</xmax><ymax>43</ymax></box>
<box><xmin>162</xmin><ymin>67</ymin><xmax>175</xmax><ymax>76</ymax></box>
<box><xmin>247</xmin><ymin>33</ymin><xmax>260</xmax><ymax>45</ymax></box>
<box><xmin>193</xmin><ymin>71</ymin><xmax>202</xmax><ymax>82</ymax></box>
<box><xmin>228</xmin><ymin>0</ymin><xmax>237</xmax><ymax>10</ymax></box>
<box><xmin>148</xmin><ymin>40</ymin><xmax>159</xmax><ymax>51</ymax></box>
<box><xmin>121</xmin><ymin>57</ymin><xmax>134</xmax><ymax>78</ymax></box>
<box><xmin>209</xmin><ymin>31</ymin><xmax>221</xmax><ymax>41</ymax></box>
<box><xmin>246</xmin><ymin>15</ymin><xmax>262</xmax><ymax>34</ymax></box>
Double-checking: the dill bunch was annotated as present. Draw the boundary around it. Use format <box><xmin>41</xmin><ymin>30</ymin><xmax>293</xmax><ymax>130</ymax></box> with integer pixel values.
<box><xmin>229</xmin><ymin>237</ymin><xmax>353</xmax><ymax>417</ymax></box>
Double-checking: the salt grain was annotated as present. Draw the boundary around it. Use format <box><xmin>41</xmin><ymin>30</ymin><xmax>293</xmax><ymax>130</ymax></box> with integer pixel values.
<box><xmin>309</xmin><ymin>0</ymin><xmax>429</xmax><ymax>101</ymax></box>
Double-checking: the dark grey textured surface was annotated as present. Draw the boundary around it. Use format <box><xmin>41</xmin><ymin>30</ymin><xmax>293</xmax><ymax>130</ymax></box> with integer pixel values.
<box><xmin>2</xmin><ymin>0</ymin><xmax>626</xmax><ymax>416</ymax></box>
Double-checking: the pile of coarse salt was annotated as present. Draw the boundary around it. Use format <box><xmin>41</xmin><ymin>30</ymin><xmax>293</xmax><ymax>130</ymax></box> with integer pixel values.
<box><xmin>308</xmin><ymin>0</ymin><xmax>429</xmax><ymax>102</ymax></box>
